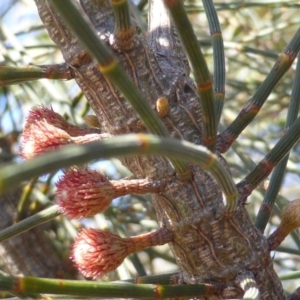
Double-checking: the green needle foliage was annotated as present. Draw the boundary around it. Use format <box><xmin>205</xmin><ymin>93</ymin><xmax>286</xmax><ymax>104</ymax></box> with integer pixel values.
<box><xmin>255</xmin><ymin>52</ymin><xmax>300</xmax><ymax>232</ymax></box>
<box><xmin>1</xmin><ymin>0</ymin><xmax>300</xmax><ymax>299</ymax></box>
<box><xmin>0</xmin><ymin>274</ymin><xmax>217</xmax><ymax>298</ymax></box>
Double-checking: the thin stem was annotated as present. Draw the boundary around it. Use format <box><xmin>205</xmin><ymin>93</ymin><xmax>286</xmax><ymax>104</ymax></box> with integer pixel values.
<box><xmin>218</xmin><ymin>27</ymin><xmax>300</xmax><ymax>153</ymax></box>
<box><xmin>109</xmin><ymin>209</ymin><xmax>147</xmax><ymax>276</ymax></box>
<box><xmin>202</xmin><ymin>0</ymin><xmax>225</xmax><ymax>125</ymax></box>
<box><xmin>0</xmin><ymin>64</ymin><xmax>73</xmax><ymax>86</ymax></box>
<box><xmin>128</xmin><ymin>1</ymin><xmax>147</xmax><ymax>34</ymax></box>
<box><xmin>0</xmin><ymin>205</ymin><xmax>60</xmax><ymax>243</ymax></box>
<box><xmin>0</xmin><ymin>271</ymin><xmax>41</xmax><ymax>299</ymax></box>
<box><xmin>0</xmin><ymin>134</ymin><xmax>238</xmax><ymax>214</ymax></box>
<box><xmin>0</xmin><ymin>275</ymin><xmax>218</xmax><ymax>298</ymax></box>
<box><xmin>163</xmin><ymin>0</ymin><xmax>217</xmax><ymax>151</ymax></box>
<box><xmin>237</xmin><ymin>114</ymin><xmax>300</xmax><ymax>198</ymax></box>
<box><xmin>110</xmin><ymin>0</ymin><xmax>135</xmax><ymax>49</ymax></box>
<box><xmin>196</xmin><ymin>39</ymin><xmax>279</xmax><ymax>60</ymax></box>
<box><xmin>279</xmin><ymin>271</ymin><xmax>300</xmax><ymax>281</ymax></box>
<box><xmin>276</xmin><ymin>246</ymin><xmax>300</xmax><ymax>256</ymax></box>
<box><xmin>196</xmin><ymin>2</ymin><xmax>300</xmax><ymax>11</ymax></box>
<box><xmin>255</xmin><ymin>52</ymin><xmax>300</xmax><ymax>232</ymax></box>
<box><xmin>16</xmin><ymin>177</ymin><xmax>38</xmax><ymax>222</ymax></box>
<box><xmin>123</xmin><ymin>272</ymin><xmax>180</xmax><ymax>284</ymax></box>
<box><xmin>49</xmin><ymin>0</ymin><xmax>191</xmax><ymax>181</ymax></box>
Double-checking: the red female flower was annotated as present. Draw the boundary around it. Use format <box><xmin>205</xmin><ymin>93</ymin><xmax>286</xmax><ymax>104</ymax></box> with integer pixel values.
<box><xmin>21</xmin><ymin>106</ymin><xmax>108</xmax><ymax>160</ymax></box>
<box><xmin>56</xmin><ymin>168</ymin><xmax>166</xmax><ymax>219</ymax></box>
<box><xmin>72</xmin><ymin>227</ymin><xmax>173</xmax><ymax>278</ymax></box>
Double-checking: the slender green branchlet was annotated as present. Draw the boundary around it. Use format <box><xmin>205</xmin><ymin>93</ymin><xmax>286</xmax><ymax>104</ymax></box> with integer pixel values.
<box><xmin>0</xmin><ymin>134</ymin><xmax>238</xmax><ymax>214</ymax></box>
<box><xmin>110</xmin><ymin>0</ymin><xmax>135</xmax><ymax>50</ymax></box>
<box><xmin>163</xmin><ymin>0</ymin><xmax>217</xmax><ymax>151</ymax></box>
<box><xmin>49</xmin><ymin>0</ymin><xmax>191</xmax><ymax>181</ymax></box>
<box><xmin>0</xmin><ymin>64</ymin><xmax>73</xmax><ymax>86</ymax></box>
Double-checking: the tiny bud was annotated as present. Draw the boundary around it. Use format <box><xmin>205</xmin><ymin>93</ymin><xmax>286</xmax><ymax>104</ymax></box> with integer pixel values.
<box><xmin>268</xmin><ymin>199</ymin><xmax>300</xmax><ymax>250</ymax></box>
<box><xmin>72</xmin><ymin>227</ymin><xmax>173</xmax><ymax>278</ymax></box>
<box><xmin>83</xmin><ymin>115</ymin><xmax>101</xmax><ymax>129</ymax></box>
<box><xmin>156</xmin><ymin>97</ymin><xmax>169</xmax><ymax>117</ymax></box>
<box><xmin>56</xmin><ymin>168</ymin><xmax>166</xmax><ymax>219</ymax></box>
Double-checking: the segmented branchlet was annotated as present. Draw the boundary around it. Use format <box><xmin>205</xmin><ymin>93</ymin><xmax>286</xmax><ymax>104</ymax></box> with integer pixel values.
<box><xmin>1</xmin><ymin>0</ymin><xmax>300</xmax><ymax>298</ymax></box>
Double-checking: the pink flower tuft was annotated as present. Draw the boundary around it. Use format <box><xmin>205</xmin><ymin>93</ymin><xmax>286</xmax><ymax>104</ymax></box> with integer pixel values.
<box><xmin>56</xmin><ymin>168</ymin><xmax>114</xmax><ymax>219</ymax></box>
<box><xmin>21</xmin><ymin>106</ymin><xmax>100</xmax><ymax>160</ymax></box>
<box><xmin>71</xmin><ymin>227</ymin><xmax>173</xmax><ymax>278</ymax></box>
<box><xmin>71</xmin><ymin>228</ymin><xmax>128</xmax><ymax>278</ymax></box>
<box><xmin>24</xmin><ymin>106</ymin><xmax>94</xmax><ymax>136</ymax></box>
<box><xmin>21</xmin><ymin>120</ymin><xmax>71</xmax><ymax>160</ymax></box>
<box><xmin>56</xmin><ymin>167</ymin><xmax>167</xmax><ymax>219</ymax></box>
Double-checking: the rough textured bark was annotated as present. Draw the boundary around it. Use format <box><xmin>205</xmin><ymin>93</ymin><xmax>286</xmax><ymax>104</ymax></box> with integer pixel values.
<box><xmin>33</xmin><ymin>0</ymin><xmax>285</xmax><ymax>298</ymax></box>
<box><xmin>0</xmin><ymin>136</ymin><xmax>76</xmax><ymax>279</ymax></box>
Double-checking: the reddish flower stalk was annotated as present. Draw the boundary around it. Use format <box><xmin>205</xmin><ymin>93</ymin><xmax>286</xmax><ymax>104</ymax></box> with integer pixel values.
<box><xmin>268</xmin><ymin>198</ymin><xmax>300</xmax><ymax>250</ymax></box>
<box><xmin>56</xmin><ymin>168</ymin><xmax>166</xmax><ymax>219</ymax></box>
<box><xmin>21</xmin><ymin>106</ymin><xmax>110</xmax><ymax>159</ymax></box>
<box><xmin>72</xmin><ymin>227</ymin><xmax>173</xmax><ymax>278</ymax></box>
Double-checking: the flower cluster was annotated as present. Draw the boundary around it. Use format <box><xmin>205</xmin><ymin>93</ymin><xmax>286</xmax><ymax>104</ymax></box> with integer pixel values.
<box><xmin>21</xmin><ymin>106</ymin><xmax>171</xmax><ymax>278</ymax></box>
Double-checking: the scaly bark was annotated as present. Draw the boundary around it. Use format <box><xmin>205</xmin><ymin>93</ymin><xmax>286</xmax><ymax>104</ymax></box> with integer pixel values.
<box><xmin>34</xmin><ymin>0</ymin><xmax>285</xmax><ymax>298</ymax></box>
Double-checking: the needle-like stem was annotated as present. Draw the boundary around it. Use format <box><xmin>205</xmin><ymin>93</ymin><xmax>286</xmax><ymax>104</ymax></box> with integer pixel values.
<box><xmin>255</xmin><ymin>52</ymin><xmax>300</xmax><ymax>232</ymax></box>
<box><xmin>50</xmin><ymin>0</ymin><xmax>191</xmax><ymax>181</ymax></box>
<box><xmin>163</xmin><ymin>0</ymin><xmax>217</xmax><ymax>151</ymax></box>
<box><xmin>219</xmin><ymin>27</ymin><xmax>300</xmax><ymax>153</ymax></box>
<box><xmin>0</xmin><ymin>134</ymin><xmax>238</xmax><ymax>214</ymax></box>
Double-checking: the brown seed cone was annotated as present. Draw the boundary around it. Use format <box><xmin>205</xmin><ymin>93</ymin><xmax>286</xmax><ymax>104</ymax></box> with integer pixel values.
<box><xmin>268</xmin><ymin>198</ymin><xmax>300</xmax><ymax>250</ymax></box>
<box><xmin>56</xmin><ymin>168</ymin><xmax>166</xmax><ymax>219</ymax></box>
<box><xmin>72</xmin><ymin>227</ymin><xmax>173</xmax><ymax>278</ymax></box>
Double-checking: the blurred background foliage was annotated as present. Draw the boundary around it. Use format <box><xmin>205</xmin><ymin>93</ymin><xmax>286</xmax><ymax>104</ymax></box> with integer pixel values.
<box><xmin>0</xmin><ymin>0</ymin><xmax>300</xmax><ymax>294</ymax></box>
